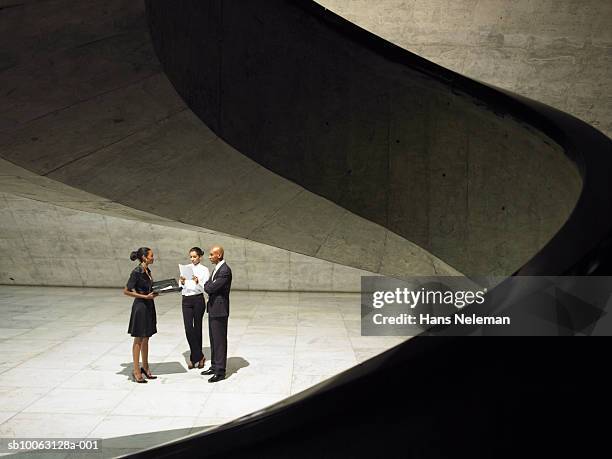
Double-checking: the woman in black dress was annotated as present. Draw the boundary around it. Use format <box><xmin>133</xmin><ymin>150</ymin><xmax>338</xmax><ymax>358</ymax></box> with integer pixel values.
<box><xmin>124</xmin><ymin>247</ymin><xmax>158</xmax><ymax>383</ymax></box>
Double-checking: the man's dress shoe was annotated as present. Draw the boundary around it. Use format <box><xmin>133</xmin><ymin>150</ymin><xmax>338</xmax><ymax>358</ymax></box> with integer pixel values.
<box><xmin>208</xmin><ymin>374</ymin><xmax>225</xmax><ymax>383</ymax></box>
<box><xmin>201</xmin><ymin>368</ymin><xmax>215</xmax><ymax>375</ymax></box>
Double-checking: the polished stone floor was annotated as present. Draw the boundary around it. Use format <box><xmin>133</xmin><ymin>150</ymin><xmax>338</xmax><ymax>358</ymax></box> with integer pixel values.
<box><xmin>0</xmin><ymin>286</ymin><xmax>406</xmax><ymax>457</ymax></box>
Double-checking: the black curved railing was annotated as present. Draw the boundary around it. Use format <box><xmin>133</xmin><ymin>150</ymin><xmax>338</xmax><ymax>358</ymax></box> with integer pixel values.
<box><xmin>131</xmin><ymin>0</ymin><xmax>612</xmax><ymax>457</ymax></box>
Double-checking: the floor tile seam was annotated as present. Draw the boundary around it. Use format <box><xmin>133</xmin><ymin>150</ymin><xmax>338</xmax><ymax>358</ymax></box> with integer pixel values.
<box><xmin>0</xmin><ymin>410</ymin><xmax>21</xmax><ymax>430</ymax></box>
<box><xmin>47</xmin><ymin>366</ymin><xmax>93</xmax><ymax>391</ymax></box>
<box><xmin>0</xmin><ymin>363</ymin><xmax>20</xmax><ymax>376</ymax></box>
<box><xmin>87</xmin><ymin>414</ymin><xmax>201</xmax><ymax>421</ymax></box>
<box><xmin>0</xmin><ymin>340</ymin><xmax>67</xmax><ymax>357</ymax></box>
<box><xmin>0</xmin><ymin>381</ymin><xmax>64</xmax><ymax>421</ymax></box>
<box><xmin>210</xmin><ymin>390</ymin><xmax>291</xmax><ymax>399</ymax></box>
<box><xmin>90</xmin><ymin>386</ymin><xmax>139</xmax><ymax>428</ymax></box>
<box><xmin>32</xmin><ymin>347</ymin><xmax>126</xmax><ymax>363</ymax></box>
<box><xmin>0</xmin><ymin>329</ymin><xmax>31</xmax><ymax>340</ymax></box>
<box><xmin>17</xmin><ymin>408</ymin><xmax>127</xmax><ymax>418</ymax></box>
<box><xmin>192</xmin><ymin>389</ymin><xmax>218</xmax><ymax>420</ymax></box>
<box><xmin>87</xmin><ymin>418</ymin><xmax>201</xmax><ymax>440</ymax></box>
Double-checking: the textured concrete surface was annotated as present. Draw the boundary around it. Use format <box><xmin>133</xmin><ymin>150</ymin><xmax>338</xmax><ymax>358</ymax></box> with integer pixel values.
<box><xmin>0</xmin><ymin>191</ymin><xmax>376</xmax><ymax>291</ymax></box>
<box><xmin>0</xmin><ymin>157</ymin><xmax>460</xmax><ymax>288</ymax></box>
<box><xmin>0</xmin><ymin>156</ymin><xmax>383</xmax><ymax>291</ymax></box>
<box><xmin>0</xmin><ymin>0</ymin><xmax>585</xmax><ymax>278</ymax></box>
<box><xmin>146</xmin><ymin>0</ymin><xmax>581</xmax><ymax>276</ymax></box>
<box><xmin>319</xmin><ymin>0</ymin><xmax>612</xmax><ymax>137</ymax></box>
<box><xmin>0</xmin><ymin>285</ymin><xmax>405</xmax><ymax>456</ymax></box>
<box><xmin>0</xmin><ymin>1</ymin><xmax>462</xmax><ymax>281</ymax></box>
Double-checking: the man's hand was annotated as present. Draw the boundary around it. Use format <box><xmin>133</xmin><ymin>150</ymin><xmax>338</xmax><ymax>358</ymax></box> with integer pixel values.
<box><xmin>180</xmin><ymin>276</ymin><xmax>186</xmax><ymax>285</ymax></box>
<box><xmin>193</xmin><ymin>276</ymin><xmax>199</xmax><ymax>284</ymax></box>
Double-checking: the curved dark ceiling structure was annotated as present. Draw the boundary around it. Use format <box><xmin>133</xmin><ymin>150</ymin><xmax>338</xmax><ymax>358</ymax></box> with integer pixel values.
<box><xmin>0</xmin><ymin>0</ymin><xmax>464</xmax><ymax>281</ymax></box>
<box><xmin>129</xmin><ymin>0</ymin><xmax>612</xmax><ymax>457</ymax></box>
<box><xmin>145</xmin><ymin>0</ymin><xmax>604</xmax><ymax>278</ymax></box>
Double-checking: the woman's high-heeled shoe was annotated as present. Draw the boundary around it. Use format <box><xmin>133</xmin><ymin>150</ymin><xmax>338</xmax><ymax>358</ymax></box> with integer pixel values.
<box><xmin>197</xmin><ymin>357</ymin><xmax>206</xmax><ymax>369</ymax></box>
<box><xmin>141</xmin><ymin>367</ymin><xmax>157</xmax><ymax>379</ymax></box>
<box><xmin>132</xmin><ymin>372</ymin><xmax>147</xmax><ymax>383</ymax></box>
<box><xmin>187</xmin><ymin>360</ymin><xmax>194</xmax><ymax>369</ymax></box>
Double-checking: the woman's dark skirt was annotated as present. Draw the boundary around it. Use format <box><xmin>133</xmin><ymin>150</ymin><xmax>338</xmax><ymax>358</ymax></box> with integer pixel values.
<box><xmin>128</xmin><ymin>298</ymin><xmax>157</xmax><ymax>337</ymax></box>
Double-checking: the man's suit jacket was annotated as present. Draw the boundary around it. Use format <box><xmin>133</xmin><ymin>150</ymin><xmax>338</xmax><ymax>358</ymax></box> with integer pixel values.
<box><xmin>204</xmin><ymin>262</ymin><xmax>232</xmax><ymax>318</ymax></box>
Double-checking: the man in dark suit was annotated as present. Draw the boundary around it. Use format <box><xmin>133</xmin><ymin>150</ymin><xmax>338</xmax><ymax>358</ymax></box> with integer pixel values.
<box><xmin>201</xmin><ymin>245</ymin><xmax>232</xmax><ymax>382</ymax></box>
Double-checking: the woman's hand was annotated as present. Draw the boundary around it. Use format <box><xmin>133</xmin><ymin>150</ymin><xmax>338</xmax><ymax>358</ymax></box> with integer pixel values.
<box><xmin>145</xmin><ymin>292</ymin><xmax>158</xmax><ymax>299</ymax></box>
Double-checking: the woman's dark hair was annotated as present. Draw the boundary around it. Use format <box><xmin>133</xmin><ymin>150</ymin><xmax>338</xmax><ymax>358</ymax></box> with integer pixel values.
<box><xmin>130</xmin><ymin>247</ymin><xmax>151</xmax><ymax>262</ymax></box>
<box><xmin>189</xmin><ymin>247</ymin><xmax>204</xmax><ymax>257</ymax></box>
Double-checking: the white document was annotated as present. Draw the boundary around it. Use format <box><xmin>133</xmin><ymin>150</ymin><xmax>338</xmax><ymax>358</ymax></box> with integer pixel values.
<box><xmin>179</xmin><ymin>264</ymin><xmax>194</xmax><ymax>279</ymax></box>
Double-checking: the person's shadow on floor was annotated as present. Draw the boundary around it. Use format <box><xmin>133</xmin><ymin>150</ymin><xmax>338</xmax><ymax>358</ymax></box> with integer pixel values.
<box><xmin>117</xmin><ymin>362</ymin><xmax>188</xmax><ymax>377</ymax></box>
<box><xmin>117</xmin><ymin>356</ymin><xmax>249</xmax><ymax>380</ymax></box>
<box><xmin>225</xmin><ymin>357</ymin><xmax>249</xmax><ymax>378</ymax></box>
<box><xmin>181</xmin><ymin>349</ymin><xmax>249</xmax><ymax>378</ymax></box>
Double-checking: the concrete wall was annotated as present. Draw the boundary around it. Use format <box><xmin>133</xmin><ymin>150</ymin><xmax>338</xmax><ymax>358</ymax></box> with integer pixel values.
<box><xmin>0</xmin><ymin>0</ymin><xmax>466</xmax><ymax>280</ymax></box>
<box><xmin>0</xmin><ymin>188</ymin><xmax>377</xmax><ymax>291</ymax></box>
<box><xmin>318</xmin><ymin>0</ymin><xmax>612</xmax><ymax>137</ymax></box>
<box><xmin>146</xmin><ymin>0</ymin><xmax>581</xmax><ymax>276</ymax></box>
<box><xmin>0</xmin><ymin>0</ymin><xmax>588</xmax><ymax>280</ymax></box>
<box><xmin>0</xmin><ymin>157</ymin><xmax>462</xmax><ymax>289</ymax></box>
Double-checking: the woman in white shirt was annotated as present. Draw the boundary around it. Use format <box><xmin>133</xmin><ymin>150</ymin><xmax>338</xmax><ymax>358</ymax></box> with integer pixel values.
<box><xmin>179</xmin><ymin>247</ymin><xmax>210</xmax><ymax>369</ymax></box>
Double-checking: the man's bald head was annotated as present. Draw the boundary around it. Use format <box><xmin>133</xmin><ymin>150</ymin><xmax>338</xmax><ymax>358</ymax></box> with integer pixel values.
<box><xmin>209</xmin><ymin>245</ymin><xmax>224</xmax><ymax>264</ymax></box>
